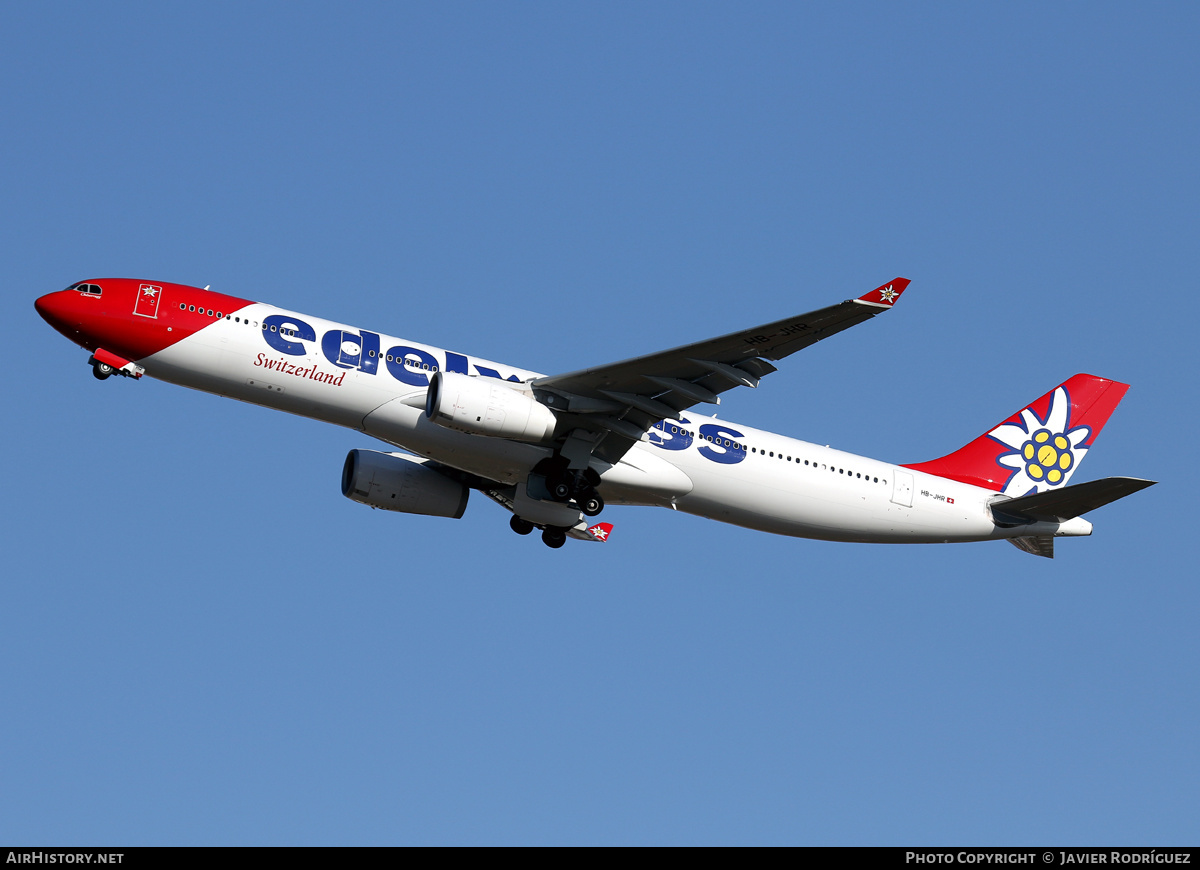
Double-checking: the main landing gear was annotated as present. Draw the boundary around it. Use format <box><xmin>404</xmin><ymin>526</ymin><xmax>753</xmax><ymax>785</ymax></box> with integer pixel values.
<box><xmin>509</xmin><ymin>515</ymin><xmax>569</xmax><ymax>549</ymax></box>
<box><xmin>91</xmin><ymin>361</ymin><xmax>115</xmax><ymax>380</ymax></box>
<box><xmin>512</xmin><ymin>458</ymin><xmax>605</xmax><ymax>549</ymax></box>
<box><xmin>543</xmin><ymin>465</ymin><xmax>605</xmax><ymax>517</ymax></box>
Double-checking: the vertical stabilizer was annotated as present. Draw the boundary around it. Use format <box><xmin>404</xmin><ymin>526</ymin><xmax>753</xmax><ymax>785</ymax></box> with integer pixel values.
<box><xmin>904</xmin><ymin>374</ymin><xmax>1129</xmax><ymax>496</ymax></box>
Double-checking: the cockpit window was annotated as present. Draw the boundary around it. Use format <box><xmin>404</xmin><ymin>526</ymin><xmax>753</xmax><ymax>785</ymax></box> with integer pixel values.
<box><xmin>74</xmin><ymin>283</ymin><xmax>102</xmax><ymax>296</ymax></box>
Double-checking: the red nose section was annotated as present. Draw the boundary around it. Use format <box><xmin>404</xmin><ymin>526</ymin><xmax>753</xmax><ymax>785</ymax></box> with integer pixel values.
<box><xmin>35</xmin><ymin>290</ymin><xmax>87</xmax><ymax>343</ymax></box>
<box><xmin>37</xmin><ymin>279</ymin><xmax>256</xmax><ymax>361</ymax></box>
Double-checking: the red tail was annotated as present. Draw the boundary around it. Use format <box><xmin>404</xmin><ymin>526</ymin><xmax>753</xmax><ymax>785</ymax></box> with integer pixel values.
<box><xmin>903</xmin><ymin>374</ymin><xmax>1129</xmax><ymax>496</ymax></box>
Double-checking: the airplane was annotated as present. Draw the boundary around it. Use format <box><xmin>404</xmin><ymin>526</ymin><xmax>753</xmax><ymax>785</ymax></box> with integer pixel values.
<box><xmin>35</xmin><ymin>277</ymin><xmax>1154</xmax><ymax>557</ymax></box>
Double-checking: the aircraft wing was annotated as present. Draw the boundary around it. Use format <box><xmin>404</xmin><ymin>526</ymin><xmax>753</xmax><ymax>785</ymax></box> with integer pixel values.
<box><xmin>533</xmin><ymin>278</ymin><xmax>909</xmax><ymax>463</ymax></box>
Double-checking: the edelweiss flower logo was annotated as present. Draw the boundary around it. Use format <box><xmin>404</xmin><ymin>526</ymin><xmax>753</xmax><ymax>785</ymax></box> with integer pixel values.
<box><xmin>989</xmin><ymin>387</ymin><xmax>1090</xmax><ymax>496</ymax></box>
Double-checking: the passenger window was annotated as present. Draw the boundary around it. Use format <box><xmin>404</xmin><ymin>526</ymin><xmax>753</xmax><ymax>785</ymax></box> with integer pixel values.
<box><xmin>189</xmin><ymin>305</ymin><xmax>196</xmax><ymax>312</ymax></box>
<box><xmin>179</xmin><ymin>303</ymin><xmax>186</xmax><ymax>310</ymax></box>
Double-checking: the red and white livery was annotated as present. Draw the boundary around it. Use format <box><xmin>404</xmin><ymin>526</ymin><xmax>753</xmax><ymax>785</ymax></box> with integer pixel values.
<box><xmin>36</xmin><ymin>277</ymin><xmax>1153</xmax><ymax>555</ymax></box>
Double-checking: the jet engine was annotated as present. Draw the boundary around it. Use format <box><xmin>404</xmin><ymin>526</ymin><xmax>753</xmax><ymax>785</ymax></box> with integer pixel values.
<box><xmin>425</xmin><ymin>371</ymin><xmax>557</xmax><ymax>442</ymax></box>
<box><xmin>341</xmin><ymin>449</ymin><xmax>469</xmax><ymax>518</ymax></box>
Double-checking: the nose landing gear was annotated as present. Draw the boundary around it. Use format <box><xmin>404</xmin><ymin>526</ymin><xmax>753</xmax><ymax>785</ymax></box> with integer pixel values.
<box><xmin>88</xmin><ymin>351</ymin><xmax>144</xmax><ymax>381</ymax></box>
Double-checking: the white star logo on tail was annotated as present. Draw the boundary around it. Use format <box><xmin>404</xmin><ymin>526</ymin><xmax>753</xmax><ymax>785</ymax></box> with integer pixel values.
<box><xmin>587</xmin><ymin>523</ymin><xmax>612</xmax><ymax>542</ymax></box>
<box><xmin>878</xmin><ymin>284</ymin><xmax>897</xmax><ymax>304</ymax></box>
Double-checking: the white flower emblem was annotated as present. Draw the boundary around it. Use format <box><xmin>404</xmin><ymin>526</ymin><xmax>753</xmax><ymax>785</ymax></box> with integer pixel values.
<box><xmin>988</xmin><ymin>387</ymin><xmax>1090</xmax><ymax>496</ymax></box>
<box><xmin>878</xmin><ymin>285</ymin><xmax>897</xmax><ymax>303</ymax></box>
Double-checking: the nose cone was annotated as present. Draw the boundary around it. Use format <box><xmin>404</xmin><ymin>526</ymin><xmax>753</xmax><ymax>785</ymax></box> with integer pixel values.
<box><xmin>36</xmin><ymin>290</ymin><xmax>84</xmax><ymax>343</ymax></box>
<box><xmin>36</xmin><ymin>294</ymin><xmax>68</xmax><ymax>326</ymax></box>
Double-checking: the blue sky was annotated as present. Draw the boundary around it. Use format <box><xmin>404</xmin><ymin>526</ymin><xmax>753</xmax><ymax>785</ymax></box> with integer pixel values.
<box><xmin>2</xmin><ymin>2</ymin><xmax>1197</xmax><ymax>845</ymax></box>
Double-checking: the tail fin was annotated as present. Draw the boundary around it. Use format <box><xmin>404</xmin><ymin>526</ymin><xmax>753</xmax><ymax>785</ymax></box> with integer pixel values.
<box><xmin>903</xmin><ymin>374</ymin><xmax>1129</xmax><ymax>496</ymax></box>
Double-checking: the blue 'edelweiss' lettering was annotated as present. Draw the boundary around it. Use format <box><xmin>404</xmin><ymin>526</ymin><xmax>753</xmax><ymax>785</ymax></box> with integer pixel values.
<box><xmin>648</xmin><ymin>418</ymin><xmax>693</xmax><ymax>451</ymax></box>
<box><xmin>698</xmin><ymin>424</ymin><xmax>746</xmax><ymax>464</ymax></box>
<box><xmin>321</xmin><ymin>329</ymin><xmax>380</xmax><ymax>374</ymax></box>
<box><xmin>262</xmin><ymin>314</ymin><xmax>316</xmax><ymax>355</ymax></box>
<box><xmin>649</xmin><ymin>418</ymin><xmax>746</xmax><ymax>465</ymax></box>
<box><xmin>386</xmin><ymin>345</ymin><xmax>438</xmax><ymax>386</ymax></box>
<box><xmin>259</xmin><ymin>315</ymin><xmax>522</xmax><ymax>387</ymax></box>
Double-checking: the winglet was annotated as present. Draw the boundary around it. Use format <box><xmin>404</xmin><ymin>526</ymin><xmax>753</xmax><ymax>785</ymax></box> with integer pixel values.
<box><xmin>856</xmin><ymin>278</ymin><xmax>910</xmax><ymax>308</ymax></box>
<box><xmin>587</xmin><ymin>522</ymin><xmax>613</xmax><ymax>542</ymax></box>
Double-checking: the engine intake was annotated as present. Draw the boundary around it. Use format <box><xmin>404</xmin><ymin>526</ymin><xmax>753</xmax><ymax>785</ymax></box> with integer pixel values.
<box><xmin>341</xmin><ymin>449</ymin><xmax>469</xmax><ymax>518</ymax></box>
<box><xmin>425</xmin><ymin>370</ymin><xmax>557</xmax><ymax>442</ymax></box>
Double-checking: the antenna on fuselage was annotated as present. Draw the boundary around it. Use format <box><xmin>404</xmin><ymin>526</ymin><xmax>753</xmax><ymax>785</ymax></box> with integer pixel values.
<box><xmin>203</xmin><ymin>285</ymin><xmax>210</xmax><ymax>291</ymax></box>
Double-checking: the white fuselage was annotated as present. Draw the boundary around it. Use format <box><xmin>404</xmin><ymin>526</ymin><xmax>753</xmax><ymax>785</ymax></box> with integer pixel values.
<box><xmin>142</xmin><ymin>302</ymin><xmax>1079</xmax><ymax>545</ymax></box>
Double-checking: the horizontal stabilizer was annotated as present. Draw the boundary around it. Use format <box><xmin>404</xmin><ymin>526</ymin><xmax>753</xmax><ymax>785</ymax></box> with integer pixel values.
<box><xmin>992</xmin><ymin>476</ymin><xmax>1156</xmax><ymax>525</ymax></box>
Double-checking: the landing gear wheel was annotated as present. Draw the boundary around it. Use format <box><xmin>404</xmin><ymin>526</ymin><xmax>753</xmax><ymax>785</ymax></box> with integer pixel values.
<box><xmin>548</xmin><ymin>477</ymin><xmax>572</xmax><ymax>502</ymax></box>
<box><xmin>92</xmin><ymin>363</ymin><xmax>113</xmax><ymax>381</ymax></box>
<box><xmin>541</xmin><ymin>528</ymin><xmax>567</xmax><ymax>549</ymax></box>
<box><xmin>509</xmin><ymin>516</ymin><xmax>534</xmax><ymax>536</ymax></box>
<box><xmin>580</xmin><ymin>492</ymin><xmax>604</xmax><ymax>517</ymax></box>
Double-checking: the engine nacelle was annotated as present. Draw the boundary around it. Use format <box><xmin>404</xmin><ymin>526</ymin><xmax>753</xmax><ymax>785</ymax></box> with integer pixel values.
<box><xmin>425</xmin><ymin>370</ymin><xmax>557</xmax><ymax>442</ymax></box>
<box><xmin>341</xmin><ymin>449</ymin><xmax>469</xmax><ymax>518</ymax></box>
